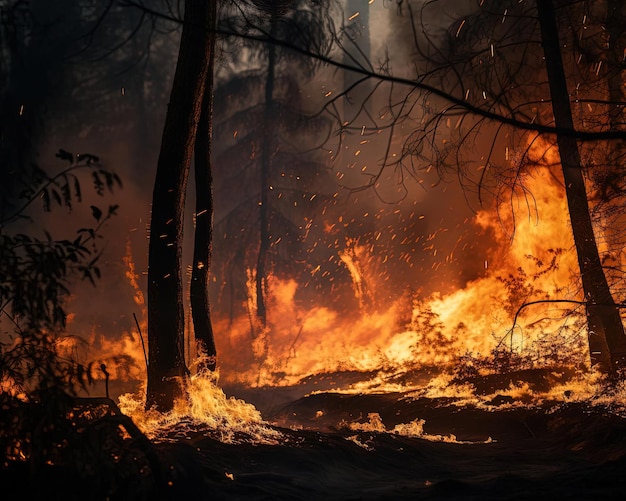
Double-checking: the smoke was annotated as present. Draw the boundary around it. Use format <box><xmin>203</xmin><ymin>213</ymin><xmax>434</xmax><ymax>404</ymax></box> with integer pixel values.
<box><xmin>3</xmin><ymin>1</ymin><xmax>591</xmax><ymax>396</ymax></box>
<box><xmin>77</xmin><ymin>1</ymin><xmax>497</xmax><ymax>386</ymax></box>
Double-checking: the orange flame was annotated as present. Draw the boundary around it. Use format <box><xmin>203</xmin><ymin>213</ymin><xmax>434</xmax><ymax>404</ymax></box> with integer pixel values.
<box><xmin>118</xmin><ymin>370</ymin><xmax>281</xmax><ymax>444</ymax></box>
<box><xmin>216</xmin><ymin>145</ymin><xmax>589</xmax><ymax>392</ymax></box>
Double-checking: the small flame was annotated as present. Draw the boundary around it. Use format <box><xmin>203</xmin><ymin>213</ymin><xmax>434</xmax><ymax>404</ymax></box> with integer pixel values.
<box><xmin>343</xmin><ymin>412</ymin><xmax>489</xmax><ymax>444</ymax></box>
<box><xmin>118</xmin><ymin>369</ymin><xmax>281</xmax><ymax>444</ymax></box>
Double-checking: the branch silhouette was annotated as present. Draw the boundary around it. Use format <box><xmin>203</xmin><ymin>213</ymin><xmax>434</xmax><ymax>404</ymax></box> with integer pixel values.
<box><xmin>118</xmin><ymin>0</ymin><xmax>626</xmax><ymax>142</ymax></box>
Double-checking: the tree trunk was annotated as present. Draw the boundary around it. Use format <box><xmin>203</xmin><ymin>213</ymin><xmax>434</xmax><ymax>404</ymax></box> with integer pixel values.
<box><xmin>191</xmin><ymin>0</ymin><xmax>217</xmax><ymax>372</ymax></box>
<box><xmin>255</xmin><ymin>17</ymin><xmax>277</xmax><ymax>326</ymax></box>
<box><xmin>537</xmin><ymin>0</ymin><xmax>626</xmax><ymax>374</ymax></box>
<box><xmin>146</xmin><ymin>0</ymin><xmax>214</xmax><ymax>411</ymax></box>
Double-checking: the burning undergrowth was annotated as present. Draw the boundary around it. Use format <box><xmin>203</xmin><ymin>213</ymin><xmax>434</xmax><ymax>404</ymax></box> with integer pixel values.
<box><xmin>32</xmin><ymin>139</ymin><xmax>622</xmax><ymax>459</ymax></box>
<box><xmin>339</xmin><ymin>411</ymin><xmax>491</xmax><ymax>445</ymax></box>
<box><xmin>117</xmin><ymin>369</ymin><xmax>282</xmax><ymax>445</ymax></box>
<box><xmin>207</xmin><ymin>165</ymin><xmax>592</xmax><ymax>395</ymax></box>
<box><xmin>7</xmin><ymin>384</ymin><xmax>626</xmax><ymax>501</ymax></box>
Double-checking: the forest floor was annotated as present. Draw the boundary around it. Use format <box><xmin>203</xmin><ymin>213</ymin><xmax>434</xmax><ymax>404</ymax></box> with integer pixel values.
<box><xmin>164</xmin><ymin>366</ymin><xmax>626</xmax><ymax>501</ymax></box>
<box><xmin>5</xmin><ymin>371</ymin><xmax>626</xmax><ymax>500</ymax></box>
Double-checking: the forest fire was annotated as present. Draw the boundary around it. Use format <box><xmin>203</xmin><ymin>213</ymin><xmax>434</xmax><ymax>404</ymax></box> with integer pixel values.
<box><xmin>117</xmin><ymin>370</ymin><xmax>281</xmax><ymax>445</ymax></box>
<box><xmin>68</xmin><ymin>149</ymin><xmax>607</xmax><ymax>440</ymax></box>
<box><xmin>3</xmin><ymin>0</ymin><xmax>626</xmax><ymax>498</ymax></box>
<box><xmin>207</xmin><ymin>163</ymin><xmax>587</xmax><ymax>393</ymax></box>
<box><xmin>38</xmin><ymin>152</ymin><xmax>600</xmax><ymax>458</ymax></box>
<box><xmin>42</xmin><ymin>129</ymin><xmax>606</xmax><ymax>431</ymax></box>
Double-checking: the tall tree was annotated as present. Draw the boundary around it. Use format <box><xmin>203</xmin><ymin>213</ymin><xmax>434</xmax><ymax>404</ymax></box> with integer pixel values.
<box><xmin>252</xmin><ymin>0</ymin><xmax>324</xmax><ymax>326</ymax></box>
<box><xmin>213</xmin><ymin>0</ymin><xmax>335</xmax><ymax>329</ymax></box>
<box><xmin>146</xmin><ymin>0</ymin><xmax>216</xmax><ymax>411</ymax></box>
<box><xmin>370</xmin><ymin>0</ymin><xmax>626</xmax><ymax>373</ymax></box>
<box><xmin>254</xmin><ymin>6</ymin><xmax>278</xmax><ymax>326</ymax></box>
<box><xmin>191</xmin><ymin>9</ymin><xmax>217</xmax><ymax>370</ymax></box>
<box><xmin>585</xmin><ymin>0</ymin><xmax>626</xmax><ymax>306</ymax></box>
<box><xmin>536</xmin><ymin>0</ymin><xmax>626</xmax><ymax>373</ymax></box>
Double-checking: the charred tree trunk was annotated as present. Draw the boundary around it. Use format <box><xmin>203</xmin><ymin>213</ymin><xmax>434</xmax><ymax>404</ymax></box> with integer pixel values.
<box><xmin>255</xmin><ymin>17</ymin><xmax>277</xmax><ymax>326</ymax></box>
<box><xmin>537</xmin><ymin>0</ymin><xmax>626</xmax><ymax>374</ymax></box>
<box><xmin>191</xmin><ymin>2</ymin><xmax>217</xmax><ymax>371</ymax></box>
<box><xmin>146</xmin><ymin>0</ymin><xmax>214</xmax><ymax>411</ymax></box>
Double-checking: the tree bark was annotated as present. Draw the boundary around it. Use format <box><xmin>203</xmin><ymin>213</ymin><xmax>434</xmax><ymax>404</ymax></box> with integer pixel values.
<box><xmin>255</xmin><ymin>16</ymin><xmax>277</xmax><ymax>326</ymax></box>
<box><xmin>191</xmin><ymin>0</ymin><xmax>217</xmax><ymax>371</ymax></box>
<box><xmin>537</xmin><ymin>0</ymin><xmax>626</xmax><ymax>374</ymax></box>
<box><xmin>146</xmin><ymin>0</ymin><xmax>214</xmax><ymax>411</ymax></box>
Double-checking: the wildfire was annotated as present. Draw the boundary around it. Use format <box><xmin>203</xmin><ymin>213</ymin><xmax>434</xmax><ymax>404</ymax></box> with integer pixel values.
<box><xmin>118</xmin><ymin>370</ymin><xmax>281</xmax><ymax>445</ymax></box>
<box><xmin>338</xmin><ymin>239</ymin><xmax>372</xmax><ymax>309</ymax></box>
<box><xmin>65</xmin><ymin>240</ymin><xmax>148</xmax><ymax>386</ymax></box>
<box><xmin>45</xmin><ymin>132</ymin><xmax>622</xmax><ymax>438</ymax></box>
<box><xmin>343</xmin><ymin>412</ymin><xmax>491</xmax><ymax>444</ymax></box>
<box><xmin>213</xmin><ymin>162</ymin><xmax>587</xmax><ymax>393</ymax></box>
<box><xmin>123</xmin><ymin>239</ymin><xmax>146</xmax><ymax>311</ymax></box>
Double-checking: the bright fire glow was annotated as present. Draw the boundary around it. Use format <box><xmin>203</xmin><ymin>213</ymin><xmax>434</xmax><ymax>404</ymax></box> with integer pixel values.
<box><xmin>40</xmin><ymin>133</ymin><xmax>624</xmax><ymax>437</ymax></box>
<box><xmin>343</xmin><ymin>412</ymin><xmax>491</xmax><ymax>444</ymax></box>
<box><xmin>118</xmin><ymin>369</ymin><xmax>281</xmax><ymax>444</ymax></box>
<box><xmin>214</xmin><ymin>164</ymin><xmax>587</xmax><ymax>390</ymax></box>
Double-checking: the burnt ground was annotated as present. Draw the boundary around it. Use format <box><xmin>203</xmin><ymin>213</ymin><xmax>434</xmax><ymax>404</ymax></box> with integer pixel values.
<box><xmin>183</xmin><ymin>393</ymin><xmax>626</xmax><ymax>500</ymax></box>
<box><xmin>4</xmin><ymin>378</ymin><xmax>626</xmax><ymax>500</ymax></box>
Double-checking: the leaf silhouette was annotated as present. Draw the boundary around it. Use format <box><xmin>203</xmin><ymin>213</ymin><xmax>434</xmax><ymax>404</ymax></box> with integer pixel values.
<box><xmin>90</xmin><ymin>205</ymin><xmax>102</xmax><ymax>222</ymax></box>
<box><xmin>55</xmin><ymin>149</ymin><xmax>74</xmax><ymax>164</ymax></box>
